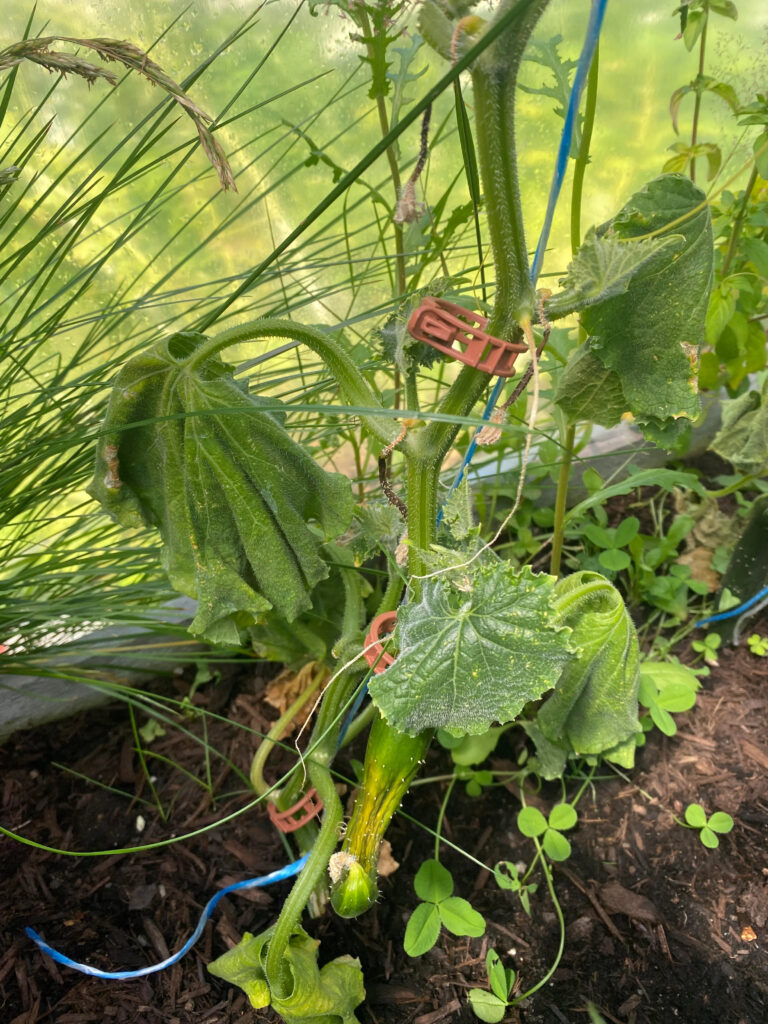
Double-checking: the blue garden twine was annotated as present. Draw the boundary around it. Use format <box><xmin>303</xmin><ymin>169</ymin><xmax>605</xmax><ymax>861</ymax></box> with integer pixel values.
<box><xmin>695</xmin><ymin>583</ymin><xmax>768</xmax><ymax>630</ymax></box>
<box><xmin>26</xmin><ymin>854</ymin><xmax>310</xmax><ymax>979</ymax></box>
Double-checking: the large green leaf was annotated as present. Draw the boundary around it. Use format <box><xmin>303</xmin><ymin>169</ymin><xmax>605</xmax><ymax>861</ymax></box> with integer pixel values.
<box><xmin>87</xmin><ymin>331</ymin><xmax>354</xmax><ymax>645</ymax></box>
<box><xmin>710</xmin><ymin>378</ymin><xmax>768</xmax><ymax>473</ymax></box>
<box><xmin>208</xmin><ymin>925</ymin><xmax>365</xmax><ymax>1023</ymax></box>
<box><xmin>553</xmin><ymin>174</ymin><xmax>713</xmax><ymax>446</ymax></box>
<box><xmin>368</xmin><ymin>564</ymin><xmax>574</xmax><ymax>737</ymax></box>
<box><xmin>524</xmin><ymin>572</ymin><xmax>640</xmax><ymax>778</ymax></box>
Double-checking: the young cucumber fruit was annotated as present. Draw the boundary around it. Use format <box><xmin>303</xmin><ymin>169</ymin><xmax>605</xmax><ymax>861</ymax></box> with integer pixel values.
<box><xmin>330</xmin><ymin>714</ymin><xmax>431</xmax><ymax>918</ymax></box>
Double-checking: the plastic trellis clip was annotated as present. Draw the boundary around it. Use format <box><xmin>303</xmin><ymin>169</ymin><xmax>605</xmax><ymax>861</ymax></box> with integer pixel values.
<box><xmin>407</xmin><ymin>296</ymin><xmax>527</xmax><ymax>377</ymax></box>
<box><xmin>267</xmin><ymin>788</ymin><xmax>324</xmax><ymax>833</ymax></box>
<box><xmin>363</xmin><ymin>610</ymin><xmax>398</xmax><ymax>675</ymax></box>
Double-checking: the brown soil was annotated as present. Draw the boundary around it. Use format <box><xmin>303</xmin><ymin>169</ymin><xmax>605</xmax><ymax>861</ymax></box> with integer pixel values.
<box><xmin>1</xmin><ymin>629</ymin><xmax>767</xmax><ymax>1024</ymax></box>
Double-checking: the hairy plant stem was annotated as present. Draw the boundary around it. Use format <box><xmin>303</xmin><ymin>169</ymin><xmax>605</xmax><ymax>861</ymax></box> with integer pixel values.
<box><xmin>190</xmin><ymin>318</ymin><xmax>397</xmax><ymax>448</ymax></box>
<box><xmin>264</xmin><ymin>758</ymin><xmax>343</xmax><ymax>996</ymax></box>
<box><xmin>469</xmin><ymin>0</ymin><xmax>548</xmax><ymax>332</ymax></box>
<box><xmin>720</xmin><ymin>164</ymin><xmax>759</xmax><ymax>278</ymax></box>
<box><xmin>550</xmin><ymin>45</ymin><xmax>600</xmax><ymax>577</ymax></box>
<box><xmin>690</xmin><ymin>13</ymin><xmax>708</xmax><ymax>184</ymax></box>
<box><xmin>197</xmin><ymin>1</ymin><xmax>544</xmax><ymax>333</ymax></box>
<box><xmin>249</xmin><ymin>666</ymin><xmax>326</xmax><ymax>796</ymax></box>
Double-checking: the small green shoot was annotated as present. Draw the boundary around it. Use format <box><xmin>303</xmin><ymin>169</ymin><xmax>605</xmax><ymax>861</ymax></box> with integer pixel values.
<box><xmin>468</xmin><ymin>949</ymin><xmax>516</xmax><ymax>1023</ymax></box>
<box><xmin>692</xmin><ymin>632</ymin><xmax>721</xmax><ymax>667</ymax></box>
<box><xmin>582</xmin><ymin>516</ymin><xmax>639</xmax><ymax>572</ymax></box>
<box><xmin>404</xmin><ymin>860</ymin><xmax>485</xmax><ymax>957</ymax></box>
<box><xmin>493</xmin><ymin>860</ymin><xmax>538</xmax><ymax>915</ymax></box>
<box><xmin>517</xmin><ymin>803</ymin><xmax>577</xmax><ymax>862</ymax></box>
<box><xmin>637</xmin><ymin>660</ymin><xmax>700</xmax><ymax>737</ymax></box>
<box><xmin>747</xmin><ymin>634</ymin><xmax>768</xmax><ymax>657</ymax></box>
<box><xmin>680</xmin><ymin>803</ymin><xmax>735</xmax><ymax>849</ymax></box>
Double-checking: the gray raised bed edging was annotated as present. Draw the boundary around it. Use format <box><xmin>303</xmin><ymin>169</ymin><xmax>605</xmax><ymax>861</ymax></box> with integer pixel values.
<box><xmin>0</xmin><ymin>597</ymin><xmax>203</xmax><ymax>742</ymax></box>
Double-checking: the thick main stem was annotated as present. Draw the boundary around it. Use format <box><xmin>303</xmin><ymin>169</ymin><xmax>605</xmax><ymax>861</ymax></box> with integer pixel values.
<box><xmin>468</xmin><ymin>1</ymin><xmax>551</xmax><ymax>332</ymax></box>
<box><xmin>264</xmin><ymin>759</ymin><xmax>343</xmax><ymax>996</ymax></box>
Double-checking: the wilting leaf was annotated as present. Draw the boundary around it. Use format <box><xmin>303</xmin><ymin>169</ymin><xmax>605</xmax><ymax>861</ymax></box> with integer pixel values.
<box><xmin>208</xmin><ymin>925</ymin><xmax>365</xmax><ymax>1023</ymax></box>
<box><xmin>710</xmin><ymin>378</ymin><xmax>768</xmax><ymax>473</ymax></box>
<box><xmin>553</xmin><ymin>347</ymin><xmax>628</xmax><ymax>428</ymax></box>
<box><xmin>524</xmin><ymin>572</ymin><xmax>640</xmax><ymax>778</ymax></box>
<box><xmin>368</xmin><ymin>564</ymin><xmax>573</xmax><ymax>737</ymax></box>
<box><xmin>88</xmin><ymin>331</ymin><xmax>354</xmax><ymax>645</ymax></box>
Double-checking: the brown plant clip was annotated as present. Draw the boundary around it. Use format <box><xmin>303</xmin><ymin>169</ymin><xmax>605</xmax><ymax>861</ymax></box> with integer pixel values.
<box><xmin>363</xmin><ymin>610</ymin><xmax>398</xmax><ymax>675</ymax></box>
<box><xmin>407</xmin><ymin>297</ymin><xmax>527</xmax><ymax>377</ymax></box>
<box><xmin>267</xmin><ymin>788</ymin><xmax>323</xmax><ymax>833</ymax></box>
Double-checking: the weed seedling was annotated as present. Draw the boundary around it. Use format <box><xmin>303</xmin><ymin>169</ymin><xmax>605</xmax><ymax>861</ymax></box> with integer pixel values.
<box><xmin>517</xmin><ymin>803</ymin><xmax>578</xmax><ymax>862</ymax></box>
<box><xmin>747</xmin><ymin>634</ymin><xmax>768</xmax><ymax>656</ymax></box>
<box><xmin>692</xmin><ymin>632</ymin><xmax>722</xmax><ymax>667</ymax></box>
<box><xmin>468</xmin><ymin>949</ymin><xmax>517</xmax><ymax>1023</ymax></box>
<box><xmin>679</xmin><ymin>803</ymin><xmax>735</xmax><ymax>849</ymax></box>
<box><xmin>403</xmin><ymin>859</ymin><xmax>485</xmax><ymax>957</ymax></box>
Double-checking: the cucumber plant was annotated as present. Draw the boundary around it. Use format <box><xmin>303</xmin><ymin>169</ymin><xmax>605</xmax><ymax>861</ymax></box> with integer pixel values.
<box><xmin>87</xmin><ymin>1</ymin><xmax>715</xmax><ymax>1019</ymax></box>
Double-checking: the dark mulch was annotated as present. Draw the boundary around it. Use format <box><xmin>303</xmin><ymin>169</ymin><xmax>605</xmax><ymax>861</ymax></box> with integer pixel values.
<box><xmin>2</xmin><ymin>627</ymin><xmax>767</xmax><ymax>1024</ymax></box>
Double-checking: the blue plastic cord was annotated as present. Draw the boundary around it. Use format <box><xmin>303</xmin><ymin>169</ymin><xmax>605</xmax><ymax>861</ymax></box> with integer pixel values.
<box><xmin>530</xmin><ymin>0</ymin><xmax>608</xmax><ymax>283</ymax></box>
<box><xmin>25</xmin><ymin>853</ymin><xmax>310</xmax><ymax>979</ymax></box>
<box><xmin>695</xmin><ymin>583</ymin><xmax>768</xmax><ymax>629</ymax></box>
<box><xmin>441</xmin><ymin>0</ymin><xmax>609</xmax><ymax>512</ymax></box>
<box><xmin>436</xmin><ymin>375</ymin><xmax>506</xmax><ymax>524</ymax></box>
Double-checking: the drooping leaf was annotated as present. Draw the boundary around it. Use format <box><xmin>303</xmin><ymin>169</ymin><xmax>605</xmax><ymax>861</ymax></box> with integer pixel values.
<box><xmin>524</xmin><ymin>573</ymin><xmax>640</xmax><ymax>777</ymax></box>
<box><xmin>368</xmin><ymin>564</ymin><xmax>574</xmax><ymax>737</ymax></box>
<box><xmin>208</xmin><ymin>925</ymin><xmax>365</xmax><ymax>1023</ymax></box>
<box><xmin>710</xmin><ymin>378</ymin><xmax>768</xmax><ymax>473</ymax></box>
<box><xmin>553</xmin><ymin>347</ymin><xmax>628</xmax><ymax>428</ymax></box>
<box><xmin>670</xmin><ymin>75</ymin><xmax>739</xmax><ymax>134</ymax></box>
<box><xmin>554</xmin><ymin>174</ymin><xmax>713</xmax><ymax>447</ymax></box>
<box><xmin>545</xmin><ymin>228</ymin><xmax>681</xmax><ymax>320</ymax></box>
<box><xmin>88</xmin><ymin>331</ymin><xmax>355</xmax><ymax>645</ymax></box>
